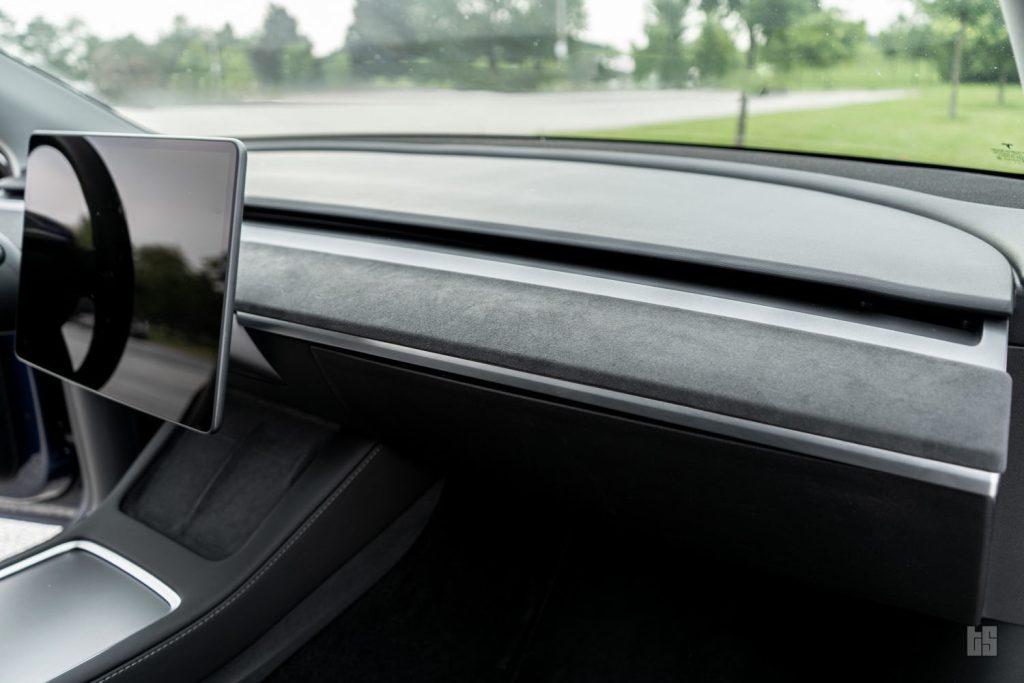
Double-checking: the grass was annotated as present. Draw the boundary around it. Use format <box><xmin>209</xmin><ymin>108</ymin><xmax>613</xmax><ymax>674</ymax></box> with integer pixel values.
<box><xmin>715</xmin><ymin>44</ymin><xmax>943</xmax><ymax>91</ymax></box>
<box><xmin>567</xmin><ymin>84</ymin><xmax>1024</xmax><ymax>175</ymax></box>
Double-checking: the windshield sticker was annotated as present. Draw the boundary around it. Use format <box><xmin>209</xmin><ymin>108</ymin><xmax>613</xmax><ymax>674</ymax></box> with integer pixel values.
<box><xmin>992</xmin><ymin>144</ymin><xmax>1024</xmax><ymax>166</ymax></box>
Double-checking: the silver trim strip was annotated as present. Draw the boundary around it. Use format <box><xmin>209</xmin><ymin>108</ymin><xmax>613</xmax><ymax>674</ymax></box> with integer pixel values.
<box><xmin>238</xmin><ymin>312</ymin><xmax>1000</xmax><ymax>498</ymax></box>
<box><xmin>243</xmin><ymin>224</ymin><xmax>1008</xmax><ymax>371</ymax></box>
<box><xmin>0</xmin><ymin>540</ymin><xmax>181</xmax><ymax>610</ymax></box>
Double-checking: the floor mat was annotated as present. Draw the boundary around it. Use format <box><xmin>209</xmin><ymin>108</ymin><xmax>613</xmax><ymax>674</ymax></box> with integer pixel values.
<box><xmin>266</xmin><ymin>480</ymin><xmax>568</xmax><ymax>683</ymax></box>
<box><xmin>268</xmin><ymin>479</ymin><xmax>1018</xmax><ymax>683</ymax></box>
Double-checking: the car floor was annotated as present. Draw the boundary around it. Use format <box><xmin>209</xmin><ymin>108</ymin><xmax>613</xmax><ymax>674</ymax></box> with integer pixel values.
<box><xmin>267</xmin><ymin>478</ymin><xmax>1022</xmax><ymax>683</ymax></box>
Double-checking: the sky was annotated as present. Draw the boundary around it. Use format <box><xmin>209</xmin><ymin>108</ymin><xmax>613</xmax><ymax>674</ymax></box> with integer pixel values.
<box><xmin>2</xmin><ymin>0</ymin><xmax>916</xmax><ymax>56</ymax></box>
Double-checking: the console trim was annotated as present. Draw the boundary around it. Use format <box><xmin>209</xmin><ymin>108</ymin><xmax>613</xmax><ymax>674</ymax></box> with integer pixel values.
<box><xmin>0</xmin><ymin>540</ymin><xmax>181</xmax><ymax>610</ymax></box>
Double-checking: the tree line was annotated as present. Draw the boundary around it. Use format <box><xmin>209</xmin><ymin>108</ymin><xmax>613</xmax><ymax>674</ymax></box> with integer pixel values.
<box><xmin>0</xmin><ymin>0</ymin><xmax>1017</xmax><ymax>120</ymax></box>
<box><xmin>880</xmin><ymin>0</ymin><xmax>1018</xmax><ymax>115</ymax></box>
<box><xmin>0</xmin><ymin>5</ymin><xmax>335</xmax><ymax>101</ymax></box>
<box><xmin>0</xmin><ymin>1</ymin><xmax>598</xmax><ymax>101</ymax></box>
<box><xmin>0</xmin><ymin>4</ymin><xmax>337</xmax><ymax>101</ymax></box>
<box><xmin>635</xmin><ymin>0</ymin><xmax>868</xmax><ymax>87</ymax></box>
<box><xmin>635</xmin><ymin>0</ymin><xmax>1016</xmax><ymax>141</ymax></box>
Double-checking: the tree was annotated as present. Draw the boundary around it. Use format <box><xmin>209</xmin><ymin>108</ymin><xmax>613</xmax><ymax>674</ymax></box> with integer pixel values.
<box><xmin>693</xmin><ymin>12</ymin><xmax>738</xmax><ymax>81</ymax></box>
<box><xmin>17</xmin><ymin>16</ymin><xmax>95</xmax><ymax>81</ymax></box>
<box><xmin>700</xmin><ymin>0</ymin><xmax>819</xmax><ymax>144</ymax></box>
<box><xmin>771</xmin><ymin>9</ymin><xmax>864</xmax><ymax>75</ymax></box>
<box><xmin>702</xmin><ymin>0</ymin><xmax>819</xmax><ymax>69</ymax></box>
<box><xmin>251</xmin><ymin>4</ymin><xmax>314</xmax><ymax>86</ymax></box>
<box><xmin>219</xmin><ymin>43</ymin><xmax>258</xmax><ymax>95</ymax></box>
<box><xmin>154</xmin><ymin>16</ymin><xmax>202</xmax><ymax>81</ymax></box>
<box><xmin>162</xmin><ymin>22</ymin><xmax>255</xmax><ymax>99</ymax></box>
<box><xmin>214</xmin><ymin>24</ymin><xmax>258</xmax><ymax>95</ymax></box>
<box><xmin>970</xmin><ymin>7</ymin><xmax>1017</xmax><ymax>104</ymax></box>
<box><xmin>633</xmin><ymin>0</ymin><xmax>691</xmax><ymax>88</ymax></box>
<box><xmin>519</xmin><ymin>0</ymin><xmax>588</xmax><ymax>61</ymax></box>
<box><xmin>878</xmin><ymin>14</ymin><xmax>934</xmax><ymax>62</ymax></box>
<box><xmin>920</xmin><ymin>0</ymin><xmax>993</xmax><ymax>118</ymax></box>
<box><xmin>446</xmin><ymin>0</ymin><xmax>536</xmax><ymax>75</ymax></box>
<box><xmin>89</xmin><ymin>35</ymin><xmax>163</xmax><ymax>100</ymax></box>
<box><xmin>345</xmin><ymin>0</ymin><xmax>419</xmax><ymax>79</ymax></box>
<box><xmin>171</xmin><ymin>37</ymin><xmax>216</xmax><ymax>93</ymax></box>
<box><xmin>432</xmin><ymin>0</ymin><xmax>586</xmax><ymax>86</ymax></box>
<box><xmin>345</xmin><ymin>0</ymin><xmax>585</xmax><ymax>89</ymax></box>
<box><xmin>322</xmin><ymin>50</ymin><xmax>351</xmax><ymax>86</ymax></box>
<box><xmin>281</xmin><ymin>38</ymin><xmax>316</xmax><ymax>84</ymax></box>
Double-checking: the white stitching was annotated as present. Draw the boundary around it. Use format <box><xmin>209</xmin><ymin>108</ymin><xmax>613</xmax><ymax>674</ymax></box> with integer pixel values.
<box><xmin>93</xmin><ymin>445</ymin><xmax>383</xmax><ymax>683</ymax></box>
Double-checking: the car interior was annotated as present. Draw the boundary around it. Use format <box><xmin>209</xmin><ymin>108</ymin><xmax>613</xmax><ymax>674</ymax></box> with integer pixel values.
<box><xmin>2</xmin><ymin>2</ymin><xmax>1024</xmax><ymax>681</ymax></box>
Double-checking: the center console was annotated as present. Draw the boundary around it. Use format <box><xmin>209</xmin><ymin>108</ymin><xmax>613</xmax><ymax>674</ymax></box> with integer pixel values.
<box><xmin>0</xmin><ymin>541</ymin><xmax>178</xmax><ymax>683</ymax></box>
<box><xmin>0</xmin><ymin>391</ymin><xmax>436</xmax><ymax>683</ymax></box>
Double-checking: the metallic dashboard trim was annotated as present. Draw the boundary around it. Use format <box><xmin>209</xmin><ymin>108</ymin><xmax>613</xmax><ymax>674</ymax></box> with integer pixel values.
<box><xmin>238</xmin><ymin>312</ymin><xmax>1001</xmax><ymax>498</ymax></box>
<box><xmin>243</xmin><ymin>224</ymin><xmax>1008</xmax><ymax>371</ymax></box>
<box><xmin>0</xmin><ymin>540</ymin><xmax>181</xmax><ymax>610</ymax></box>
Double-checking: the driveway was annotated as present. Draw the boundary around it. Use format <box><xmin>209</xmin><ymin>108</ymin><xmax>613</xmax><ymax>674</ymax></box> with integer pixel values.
<box><xmin>121</xmin><ymin>88</ymin><xmax>909</xmax><ymax>137</ymax></box>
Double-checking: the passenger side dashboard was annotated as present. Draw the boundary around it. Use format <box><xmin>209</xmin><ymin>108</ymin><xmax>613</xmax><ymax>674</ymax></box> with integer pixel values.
<box><xmin>1</xmin><ymin>145</ymin><xmax>1021</xmax><ymax>625</ymax></box>
<box><xmin>226</xmin><ymin>147</ymin><xmax>1022</xmax><ymax>624</ymax></box>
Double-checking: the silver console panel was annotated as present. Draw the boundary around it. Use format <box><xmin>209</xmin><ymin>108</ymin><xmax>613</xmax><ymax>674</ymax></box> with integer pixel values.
<box><xmin>0</xmin><ymin>541</ymin><xmax>178</xmax><ymax>683</ymax></box>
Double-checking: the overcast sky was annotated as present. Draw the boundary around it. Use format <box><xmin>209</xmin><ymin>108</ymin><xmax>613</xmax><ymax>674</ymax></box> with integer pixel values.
<box><xmin>5</xmin><ymin>0</ymin><xmax>915</xmax><ymax>56</ymax></box>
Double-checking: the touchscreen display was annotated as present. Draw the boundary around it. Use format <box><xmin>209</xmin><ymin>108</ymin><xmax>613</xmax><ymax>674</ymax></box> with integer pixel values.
<box><xmin>16</xmin><ymin>133</ymin><xmax>245</xmax><ymax>432</ymax></box>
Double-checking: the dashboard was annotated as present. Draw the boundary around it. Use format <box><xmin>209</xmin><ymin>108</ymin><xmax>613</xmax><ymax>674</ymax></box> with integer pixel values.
<box><xmin>1</xmin><ymin>144</ymin><xmax>1020</xmax><ymax>625</ymax></box>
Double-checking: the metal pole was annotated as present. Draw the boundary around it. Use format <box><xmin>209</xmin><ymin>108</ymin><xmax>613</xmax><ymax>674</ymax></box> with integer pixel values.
<box><xmin>554</xmin><ymin>0</ymin><xmax>568</xmax><ymax>61</ymax></box>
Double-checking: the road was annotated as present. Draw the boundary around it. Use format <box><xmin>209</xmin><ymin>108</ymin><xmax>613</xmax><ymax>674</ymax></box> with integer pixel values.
<box><xmin>121</xmin><ymin>88</ymin><xmax>909</xmax><ymax>137</ymax></box>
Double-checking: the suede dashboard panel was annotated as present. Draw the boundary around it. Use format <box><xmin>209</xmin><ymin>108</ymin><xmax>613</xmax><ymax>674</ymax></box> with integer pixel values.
<box><xmin>237</xmin><ymin>241</ymin><xmax>1011</xmax><ymax>473</ymax></box>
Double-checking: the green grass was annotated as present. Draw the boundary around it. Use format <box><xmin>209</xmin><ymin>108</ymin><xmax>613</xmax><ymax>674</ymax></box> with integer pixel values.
<box><xmin>715</xmin><ymin>45</ymin><xmax>942</xmax><ymax>91</ymax></box>
<box><xmin>772</xmin><ymin>51</ymin><xmax>941</xmax><ymax>91</ymax></box>
<box><xmin>568</xmin><ymin>84</ymin><xmax>1024</xmax><ymax>175</ymax></box>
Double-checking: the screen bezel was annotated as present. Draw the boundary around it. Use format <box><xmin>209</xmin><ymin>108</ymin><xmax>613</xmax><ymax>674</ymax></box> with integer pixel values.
<box><xmin>16</xmin><ymin>131</ymin><xmax>247</xmax><ymax>433</ymax></box>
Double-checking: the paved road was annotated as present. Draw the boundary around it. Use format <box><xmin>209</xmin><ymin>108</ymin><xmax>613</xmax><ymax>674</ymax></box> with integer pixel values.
<box><xmin>122</xmin><ymin>88</ymin><xmax>909</xmax><ymax>137</ymax></box>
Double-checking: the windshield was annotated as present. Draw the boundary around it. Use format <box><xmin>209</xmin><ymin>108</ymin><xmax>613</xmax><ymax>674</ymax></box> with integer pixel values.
<box><xmin>2</xmin><ymin>1</ymin><xmax>1021</xmax><ymax>174</ymax></box>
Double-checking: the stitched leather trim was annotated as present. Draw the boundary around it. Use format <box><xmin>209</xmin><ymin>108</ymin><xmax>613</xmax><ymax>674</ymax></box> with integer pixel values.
<box><xmin>93</xmin><ymin>444</ymin><xmax>383</xmax><ymax>683</ymax></box>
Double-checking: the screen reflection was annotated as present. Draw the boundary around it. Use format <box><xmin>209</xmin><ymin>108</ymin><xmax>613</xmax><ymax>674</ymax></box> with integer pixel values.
<box><xmin>17</xmin><ymin>134</ymin><xmax>241</xmax><ymax>431</ymax></box>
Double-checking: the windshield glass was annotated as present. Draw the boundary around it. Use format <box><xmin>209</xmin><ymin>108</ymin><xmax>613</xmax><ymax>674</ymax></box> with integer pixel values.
<box><xmin>3</xmin><ymin>1</ymin><xmax>1021</xmax><ymax>174</ymax></box>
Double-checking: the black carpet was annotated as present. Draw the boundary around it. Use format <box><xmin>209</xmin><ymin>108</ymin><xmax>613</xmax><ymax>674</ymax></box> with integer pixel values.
<box><xmin>266</xmin><ymin>479</ymin><xmax>566</xmax><ymax>683</ymax></box>
<box><xmin>267</xmin><ymin>479</ymin><xmax>1024</xmax><ymax>683</ymax></box>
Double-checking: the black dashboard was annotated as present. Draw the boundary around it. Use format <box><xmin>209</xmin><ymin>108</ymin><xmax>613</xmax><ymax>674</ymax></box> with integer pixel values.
<box><xmin>1</xmin><ymin>143</ymin><xmax>1021</xmax><ymax>625</ymax></box>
